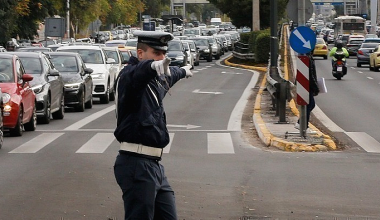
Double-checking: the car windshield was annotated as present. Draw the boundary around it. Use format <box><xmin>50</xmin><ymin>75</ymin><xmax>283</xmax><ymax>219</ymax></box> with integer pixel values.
<box><xmin>0</xmin><ymin>58</ymin><xmax>14</xmax><ymax>82</ymax></box>
<box><xmin>191</xmin><ymin>39</ymin><xmax>208</xmax><ymax>46</ymax></box>
<box><xmin>126</xmin><ymin>40</ymin><xmax>137</xmax><ymax>47</ymax></box>
<box><xmin>60</xmin><ymin>49</ymin><xmax>104</xmax><ymax>64</ymax></box>
<box><xmin>105</xmin><ymin>42</ymin><xmax>126</xmax><ymax>47</ymax></box>
<box><xmin>121</xmin><ymin>51</ymin><xmax>131</xmax><ymax>61</ymax></box>
<box><xmin>316</xmin><ymin>38</ymin><xmax>325</xmax><ymax>44</ymax></box>
<box><xmin>349</xmin><ymin>40</ymin><xmax>363</xmax><ymax>44</ymax></box>
<box><xmin>182</xmin><ymin>42</ymin><xmax>190</xmax><ymax>50</ymax></box>
<box><xmin>105</xmin><ymin>50</ymin><xmax>119</xmax><ymax>63</ymax></box>
<box><xmin>187</xmin><ymin>42</ymin><xmax>196</xmax><ymax>50</ymax></box>
<box><xmin>168</xmin><ymin>41</ymin><xmax>182</xmax><ymax>51</ymax></box>
<box><xmin>361</xmin><ymin>43</ymin><xmax>379</xmax><ymax>48</ymax></box>
<box><xmin>20</xmin><ymin>57</ymin><xmax>42</xmax><ymax>74</ymax></box>
<box><xmin>50</xmin><ymin>55</ymin><xmax>78</xmax><ymax>73</ymax></box>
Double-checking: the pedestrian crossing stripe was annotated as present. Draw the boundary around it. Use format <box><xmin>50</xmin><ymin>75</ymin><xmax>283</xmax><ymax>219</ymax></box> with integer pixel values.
<box><xmin>8</xmin><ymin>133</ymin><xmax>235</xmax><ymax>154</ymax></box>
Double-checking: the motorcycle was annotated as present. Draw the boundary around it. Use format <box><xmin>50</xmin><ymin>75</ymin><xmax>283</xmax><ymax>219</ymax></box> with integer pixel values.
<box><xmin>332</xmin><ymin>50</ymin><xmax>347</xmax><ymax>80</ymax></box>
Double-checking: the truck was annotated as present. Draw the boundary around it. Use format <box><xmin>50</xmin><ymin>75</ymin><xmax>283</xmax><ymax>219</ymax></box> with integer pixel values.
<box><xmin>210</xmin><ymin>18</ymin><xmax>222</xmax><ymax>27</ymax></box>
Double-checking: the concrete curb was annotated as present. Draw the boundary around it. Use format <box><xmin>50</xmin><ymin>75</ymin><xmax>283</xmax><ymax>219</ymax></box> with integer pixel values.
<box><xmin>224</xmin><ymin>55</ymin><xmax>337</xmax><ymax>152</ymax></box>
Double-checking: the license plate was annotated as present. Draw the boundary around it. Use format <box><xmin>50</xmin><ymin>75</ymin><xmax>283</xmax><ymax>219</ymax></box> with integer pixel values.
<box><xmin>337</xmin><ymin>67</ymin><xmax>343</xmax><ymax>71</ymax></box>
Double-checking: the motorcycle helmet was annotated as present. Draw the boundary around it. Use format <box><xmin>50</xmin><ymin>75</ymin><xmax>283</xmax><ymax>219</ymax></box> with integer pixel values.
<box><xmin>335</xmin><ymin>40</ymin><xmax>343</xmax><ymax>49</ymax></box>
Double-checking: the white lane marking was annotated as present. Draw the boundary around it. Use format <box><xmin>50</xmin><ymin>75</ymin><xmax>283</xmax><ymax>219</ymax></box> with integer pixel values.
<box><xmin>358</xmin><ymin>71</ymin><xmax>363</xmax><ymax>74</ymax></box>
<box><xmin>9</xmin><ymin>133</ymin><xmax>64</xmax><ymax>153</ymax></box>
<box><xmin>192</xmin><ymin>89</ymin><xmax>223</xmax><ymax>94</ymax></box>
<box><xmin>163</xmin><ymin>133</ymin><xmax>174</xmax><ymax>153</ymax></box>
<box><xmin>367</xmin><ymin>77</ymin><xmax>374</xmax><ymax>80</ymax></box>
<box><xmin>312</xmin><ymin>105</ymin><xmax>345</xmax><ymax>132</ymax></box>
<box><xmin>345</xmin><ymin>132</ymin><xmax>380</xmax><ymax>153</ymax></box>
<box><xmin>76</xmin><ymin>133</ymin><xmax>115</xmax><ymax>153</ymax></box>
<box><xmin>206</xmin><ymin>66</ymin><xmax>212</xmax><ymax>67</ymax></box>
<box><xmin>228</xmin><ymin>70</ymin><xmax>259</xmax><ymax>131</ymax></box>
<box><xmin>208</xmin><ymin>133</ymin><xmax>235</xmax><ymax>154</ymax></box>
<box><xmin>64</xmin><ymin>105</ymin><xmax>115</xmax><ymax>130</ymax></box>
<box><xmin>192</xmin><ymin>71</ymin><xmax>199</xmax><ymax>73</ymax></box>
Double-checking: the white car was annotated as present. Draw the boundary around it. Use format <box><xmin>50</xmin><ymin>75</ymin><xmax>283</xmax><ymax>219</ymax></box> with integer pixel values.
<box><xmin>103</xmin><ymin>47</ymin><xmax>124</xmax><ymax>78</ymax></box>
<box><xmin>181</xmin><ymin>41</ymin><xmax>194</xmax><ymax>69</ymax></box>
<box><xmin>57</xmin><ymin>45</ymin><xmax>116</xmax><ymax>104</ymax></box>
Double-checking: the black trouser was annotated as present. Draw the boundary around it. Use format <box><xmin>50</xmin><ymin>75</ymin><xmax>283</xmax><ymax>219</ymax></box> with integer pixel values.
<box><xmin>114</xmin><ymin>153</ymin><xmax>177</xmax><ymax>220</ymax></box>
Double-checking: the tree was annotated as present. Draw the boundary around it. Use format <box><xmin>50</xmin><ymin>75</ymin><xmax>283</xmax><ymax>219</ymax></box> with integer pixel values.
<box><xmin>207</xmin><ymin>0</ymin><xmax>289</xmax><ymax>29</ymax></box>
<box><xmin>0</xmin><ymin>0</ymin><xmax>18</xmax><ymax>45</ymax></box>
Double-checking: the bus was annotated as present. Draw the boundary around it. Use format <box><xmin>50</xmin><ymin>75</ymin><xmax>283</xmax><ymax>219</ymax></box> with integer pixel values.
<box><xmin>333</xmin><ymin>15</ymin><xmax>366</xmax><ymax>38</ymax></box>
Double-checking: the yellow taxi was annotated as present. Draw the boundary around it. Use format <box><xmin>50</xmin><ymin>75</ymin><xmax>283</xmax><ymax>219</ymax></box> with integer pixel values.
<box><xmin>313</xmin><ymin>37</ymin><xmax>328</xmax><ymax>59</ymax></box>
<box><xmin>369</xmin><ymin>45</ymin><xmax>380</xmax><ymax>71</ymax></box>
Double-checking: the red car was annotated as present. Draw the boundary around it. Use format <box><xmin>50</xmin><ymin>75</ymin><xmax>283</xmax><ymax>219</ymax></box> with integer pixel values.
<box><xmin>0</xmin><ymin>54</ymin><xmax>37</xmax><ymax>136</ymax></box>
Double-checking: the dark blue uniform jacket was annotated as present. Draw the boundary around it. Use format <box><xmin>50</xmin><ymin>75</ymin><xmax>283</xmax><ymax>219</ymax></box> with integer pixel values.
<box><xmin>114</xmin><ymin>56</ymin><xmax>186</xmax><ymax>148</ymax></box>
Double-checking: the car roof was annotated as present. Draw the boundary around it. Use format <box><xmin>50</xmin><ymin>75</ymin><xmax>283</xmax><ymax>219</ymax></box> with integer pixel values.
<box><xmin>57</xmin><ymin>45</ymin><xmax>103</xmax><ymax>50</ymax></box>
<box><xmin>44</xmin><ymin>51</ymin><xmax>80</xmax><ymax>56</ymax></box>
<box><xmin>102</xmin><ymin>46</ymin><xmax>119</xmax><ymax>51</ymax></box>
<box><xmin>0</xmin><ymin>53</ymin><xmax>16</xmax><ymax>59</ymax></box>
<box><xmin>6</xmin><ymin>51</ymin><xmax>44</xmax><ymax>58</ymax></box>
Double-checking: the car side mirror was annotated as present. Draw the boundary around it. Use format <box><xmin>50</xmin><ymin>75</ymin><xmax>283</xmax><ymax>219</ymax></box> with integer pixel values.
<box><xmin>22</xmin><ymin>73</ymin><xmax>33</xmax><ymax>82</ymax></box>
<box><xmin>48</xmin><ymin>69</ymin><xmax>60</xmax><ymax>76</ymax></box>
<box><xmin>84</xmin><ymin>68</ymin><xmax>93</xmax><ymax>75</ymax></box>
<box><xmin>106</xmin><ymin>58</ymin><xmax>116</xmax><ymax>64</ymax></box>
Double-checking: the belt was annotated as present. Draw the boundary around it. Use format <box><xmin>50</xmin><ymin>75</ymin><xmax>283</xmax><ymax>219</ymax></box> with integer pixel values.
<box><xmin>120</xmin><ymin>142</ymin><xmax>163</xmax><ymax>158</ymax></box>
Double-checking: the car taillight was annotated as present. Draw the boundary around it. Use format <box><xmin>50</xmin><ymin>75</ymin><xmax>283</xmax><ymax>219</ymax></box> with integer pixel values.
<box><xmin>337</xmin><ymin>60</ymin><xmax>343</xmax><ymax>65</ymax></box>
<box><xmin>322</xmin><ymin>45</ymin><xmax>327</xmax><ymax>49</ymax></box>
<box><xmin>358</xmin><ymin>50</ymin><xmax>364</xmax><ymax>55</ymax></box>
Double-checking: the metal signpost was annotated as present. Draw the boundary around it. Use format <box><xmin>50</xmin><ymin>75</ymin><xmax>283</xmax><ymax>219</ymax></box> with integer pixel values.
<box><xmin>289</xmin><ymin>26</ymin><xmax>316</xmax><ymax>137</ymax></box>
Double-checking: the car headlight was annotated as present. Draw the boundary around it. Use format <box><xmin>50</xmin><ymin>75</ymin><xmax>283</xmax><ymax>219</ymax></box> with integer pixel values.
<box><xmin>65</xmin><ymin>82</ymin><xmax>81</xmax><ymax>89</ymax></box>
<box><xmin>92</xmin><ymin>72</ymin><xmax>105</xmax><ymax>79</ymax></box>
<box><xmin>176</xmin><ymin>56</ymin><xmax>184</xmax><ymax>60</ymax></box>
<box><xmin>32</xmin><ymin>84</ymin><xmax>45</xmax><ymax>94</ymax></box>
<box><xmin>204</xmin><ymin>49</ymin><xmax>210</xmax><ymax>53</ymax></box>
<box><xmin>2</xmin><ymin>92</ymin><xmax>11</xmax><ymax>103</ymax></box>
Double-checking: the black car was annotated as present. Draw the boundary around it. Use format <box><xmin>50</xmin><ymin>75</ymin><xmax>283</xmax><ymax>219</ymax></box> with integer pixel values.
<box><xmin>167</xmin><ymin>40</ymin><xmax>188</xmax><ymax>67</ymax></box>
<box><xmin>46</xmin><ymin>52</ymin><xmax>94</xmax><ymax>112</ymax></box>
<box><xmin>8</xmin><ymin>52</ymin><xmax>65</xmax><ymax>124</ymax></box>
<box><xmin>188</xmin><ymin>37</ymin><xmax>213</xmax><ymax>62</ymax></box>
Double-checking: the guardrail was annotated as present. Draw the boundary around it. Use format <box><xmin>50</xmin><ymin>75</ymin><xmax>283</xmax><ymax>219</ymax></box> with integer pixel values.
<box><xmin>265</xmin><ymin>23</ymin><xmax>293</xmax><ymax>123</ymax></box>
<box><xmin>232</xmin><ymin>42</ymin><xmax>255</xmax><ymax>60</ymax></box>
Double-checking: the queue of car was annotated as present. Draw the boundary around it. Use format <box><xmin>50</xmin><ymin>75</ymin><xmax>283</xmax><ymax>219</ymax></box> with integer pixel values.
<box><xmin>0</xmin><ymin>28</ymin><xmax>239</xmax><ymax>145</ymax></box>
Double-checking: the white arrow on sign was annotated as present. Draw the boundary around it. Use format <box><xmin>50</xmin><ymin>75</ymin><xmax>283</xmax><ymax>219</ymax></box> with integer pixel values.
<box><xmin>192</xmin><ymin>89</ymin><xmax>223</xmax><ymax>95</ymax></box>
<box><xmin>167</xmin><ymin>124</ymin><xmax>201</xmax><ymax>129</ymax></box>
<box><xmin>293</xmin><ymin>29</ymin><xmax>311</xmax><ymax>49</ymax></box>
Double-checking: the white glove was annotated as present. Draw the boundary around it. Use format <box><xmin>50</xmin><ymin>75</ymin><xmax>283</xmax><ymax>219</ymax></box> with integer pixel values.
<box><xmin>151</xmin><ymin>57</ymin><xmax>171</xmax><ymax>78</ymax></box>
<box><xmin>180</xmin><ymin>65</ymin><xmax>193</xmax><ymax>78</ymax></box>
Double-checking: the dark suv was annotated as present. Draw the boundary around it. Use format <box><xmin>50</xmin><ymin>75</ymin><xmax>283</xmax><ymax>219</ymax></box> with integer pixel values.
<box><xmin>188</xmin><ymin>37</ymin><xmax>213</xmax><ymax>62</ymax></box>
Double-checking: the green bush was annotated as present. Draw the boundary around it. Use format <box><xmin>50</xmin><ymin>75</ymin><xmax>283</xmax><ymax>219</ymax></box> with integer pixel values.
<box><xmin>255</xmin><ymin>31</ymin><xmax>271</xmax><ymax>63</ymax></box>
<box><xmin>248</xmin><ymin>31</ymin><xmax>261</xmax><ymax>53</ymax></box>
<box><xmin>239</xmin><ymin>32</ymin><xmax>250</xmax><ymax>44</ymax></box>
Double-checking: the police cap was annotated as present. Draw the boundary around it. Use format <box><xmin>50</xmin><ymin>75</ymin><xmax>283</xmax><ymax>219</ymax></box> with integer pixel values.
<box><xmin>133</xmin><ymin>30</ymin><xmax>174</xmax><ymax>51</ymax></box>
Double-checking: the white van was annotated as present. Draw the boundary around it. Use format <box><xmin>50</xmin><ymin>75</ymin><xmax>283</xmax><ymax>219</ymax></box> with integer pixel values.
<box><xmin>210</xmin><ymin>18</ymin><xmax>222</xmax><ymax>27</ymax></box>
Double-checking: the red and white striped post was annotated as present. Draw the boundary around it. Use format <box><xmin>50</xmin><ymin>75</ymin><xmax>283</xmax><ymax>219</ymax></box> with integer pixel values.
<box><xmin>296</xmin><ymin>55</ymin><xmax>310</xmax><ymax>137</ymax></box>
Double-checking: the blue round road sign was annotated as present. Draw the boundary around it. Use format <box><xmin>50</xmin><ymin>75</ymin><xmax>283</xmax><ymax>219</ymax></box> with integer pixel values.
<box><xmin>289</xmin><ymin>26</ymin><xmax>316</xmax><ymax>54</ymax></box>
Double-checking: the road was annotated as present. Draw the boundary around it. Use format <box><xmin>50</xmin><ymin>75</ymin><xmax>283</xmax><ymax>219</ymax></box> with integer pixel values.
<box><xmin>1</xmin><ymin>52</ymin><xmax>380</xmax><ymax>219</ymax></box>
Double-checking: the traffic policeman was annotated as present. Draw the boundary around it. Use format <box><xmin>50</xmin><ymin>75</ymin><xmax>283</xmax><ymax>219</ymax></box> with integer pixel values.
<box><xmin>113</xmin><ymin>30</ymin><xmax>193</xmax><ymax>220</ymax></box>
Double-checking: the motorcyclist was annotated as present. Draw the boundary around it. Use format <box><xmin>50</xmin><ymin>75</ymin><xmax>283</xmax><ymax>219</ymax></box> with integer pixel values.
<box><xmin>329</xmin><ymin>40</ymin><xmax>349</xmax><ymax>74</ymax></box>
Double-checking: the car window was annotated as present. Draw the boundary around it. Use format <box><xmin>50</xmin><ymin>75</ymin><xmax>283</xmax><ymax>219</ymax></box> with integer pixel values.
<box><xmin>316</xmin><ymin>38</ymin><xmax>325</xmax><ymax>44</ymax></box>
<box><xmin>15</xmin><ymin>59</ymin><xmax>23</xmax><ymax>82</ymax></box>
<box><xmin>349</xmin><ymin>40</ymin><xmax>363</xmax><ymax>44</ymax></box>
<box><xmin>50</xmin><ymin>55</ymin><xmax>78</xmax><ymax>72</ymax></box>
<box><xmin>126</xmin><ymin>40</ymin><xmax>137</xmax><ymax>47</ymax></box>
<box><xmin>60</xmin><ymin>49</ymin><xmax>104</xmax><ymax>64</ymax></box>
<box><xmin>168</xmin><ymin>42</ymin><xmax>182</xmax><ymax>51</ymax></box>
<box><xmin>105</xmin><ymin>50</ymin><xmax>120</xmax><ymax>63</ymax></box>
<box><xmin>0</xmin><ymin>58</ymin><xmax>14</xmax><ymax>82</ymax></box>
<box><xmin>20</xmin><ymin>57</ymin><xmax>42</xmax><ymax>74</ymax></box>
<box><xmin>362</xmin><ymin>43</ymin><xmax>380</xmax><ymax>48</ymax></box>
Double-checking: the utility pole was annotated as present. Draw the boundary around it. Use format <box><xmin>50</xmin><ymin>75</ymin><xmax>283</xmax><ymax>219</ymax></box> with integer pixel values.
<box><xmin>66</xmin><ymin>0</ymin><xmax>70</xmax><ymax>38</ymax></box>
<box><xmin>252</xmin><ymin>0</ymin><xmax>260</xmax><ymax>31</ymax></box>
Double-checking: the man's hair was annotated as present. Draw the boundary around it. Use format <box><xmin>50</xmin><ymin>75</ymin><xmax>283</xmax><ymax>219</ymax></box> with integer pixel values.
<box><xmin>137</xmin><ymin>42</ymin><xmax>149</xmax><ymax>51</ymax></box>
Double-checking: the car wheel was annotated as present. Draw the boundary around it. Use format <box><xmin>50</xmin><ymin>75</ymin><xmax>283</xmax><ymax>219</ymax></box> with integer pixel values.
<box><xmin>10</xmin><ymin>107</ymin><xmax>23</xmax><ymax>137</ymax></box>
<box><xmin>75</xmin><ymin>91</ymin><xmax>85</xmax><ymax>112</ymax></box>
<box><xmin>24</xmin><ymin>104</ymin><xmax>37</xmax><ymax>131</ymax></box>
<box><xmin>100</xmin><ymin>83</ymin><xmax>110</xmax><ymax>104</ymax></box>
<box><xmin>214</xmin><ymin>54</ymin><xmax>220</xmax><ymax>60</ymax></box>
<box><xmin>52</xmin><ymin>94</ymin><xmax>64</xmax><ymax>119</ymax></box>
<box><xmin>323</xmin><ymin>56</ymin><xmax>327</xmax><ymax>60</ymax></box>
<box><xmin>38</xmin><ymin>97</ymin><xmax>51</xmax><ymax>124</ymax></box>
<box><xmin>85</xmin><ymin>93</ymin><xmax>93</xmax><ymax>109</ymax></box>
<box><xmin>357</xmin><ymin>63</ymin><xmax>361</xmax><ymax>67</ymax></box>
